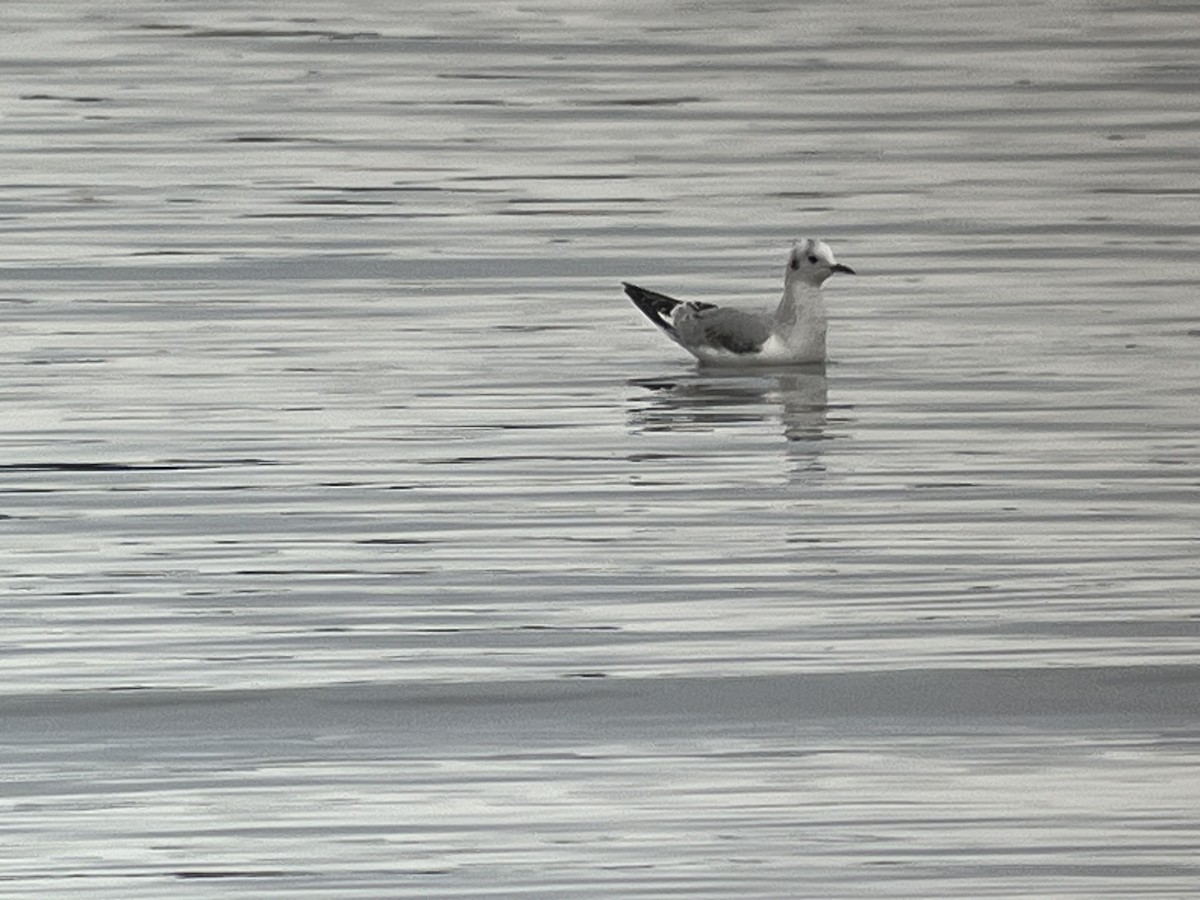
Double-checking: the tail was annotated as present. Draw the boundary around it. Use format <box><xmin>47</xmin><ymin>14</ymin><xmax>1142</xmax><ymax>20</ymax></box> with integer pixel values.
<box><xmin>623</xmin><ymin>282</ymin><xmax>681</xmax><ymax>340</ymax></box>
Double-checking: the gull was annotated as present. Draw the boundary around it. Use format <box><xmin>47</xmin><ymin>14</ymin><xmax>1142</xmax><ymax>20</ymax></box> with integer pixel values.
<box><xmin>623</xmin><ymin>239</ymin><xmax>855</xmax><ymax>366</ymax></box>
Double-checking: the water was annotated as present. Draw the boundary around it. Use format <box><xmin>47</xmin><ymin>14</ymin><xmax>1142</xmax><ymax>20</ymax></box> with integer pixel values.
<box><xmin>2</xmin><ymin>1</ymin><xmax>1199</xmax><ymax>896</ymax></box>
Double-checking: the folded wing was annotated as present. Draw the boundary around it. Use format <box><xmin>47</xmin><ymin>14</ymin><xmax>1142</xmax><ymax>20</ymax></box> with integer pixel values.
<box><xmin>678</xmin><ymin>305</ymin><xmax>771</xmax><ymax>355</ymax></box>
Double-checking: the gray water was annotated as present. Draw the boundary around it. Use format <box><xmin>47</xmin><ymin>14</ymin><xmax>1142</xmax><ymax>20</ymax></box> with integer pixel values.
<box><xmin>3</xmin><ymin>1</ymin><xmax>1200</xmax><ymax>897</ymax></box>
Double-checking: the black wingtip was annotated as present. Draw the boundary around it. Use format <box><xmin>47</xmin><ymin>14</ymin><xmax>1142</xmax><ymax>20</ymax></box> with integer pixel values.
<box><xmin>623</xmin><ymin>282</ymin><xmax>681</xmax><ymax>337</ymax></box>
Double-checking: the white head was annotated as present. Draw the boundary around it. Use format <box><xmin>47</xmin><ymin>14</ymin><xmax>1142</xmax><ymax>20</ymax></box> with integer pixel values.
<box><xmin>786</xmin><ymin>238</ymin><xmax>855</xmax><ymax>286</ymax></box>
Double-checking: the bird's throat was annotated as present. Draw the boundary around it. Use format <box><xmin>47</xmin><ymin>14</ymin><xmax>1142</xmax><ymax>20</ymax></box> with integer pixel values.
<box><xmin>774</xmin><ymin>281</ymin><xmax>826</xmax><ymax>332</ymax></box>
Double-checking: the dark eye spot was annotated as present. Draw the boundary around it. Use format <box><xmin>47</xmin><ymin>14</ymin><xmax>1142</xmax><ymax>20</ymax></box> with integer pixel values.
<box><xmin>789</xmin><ymin>256</ymin><xmax>800</xmax><ymax>271</ymax></box>
<box><xmin>807</xmin><ymin>254</ymin><xmax>818</xmax><ymax>264</ymax></box>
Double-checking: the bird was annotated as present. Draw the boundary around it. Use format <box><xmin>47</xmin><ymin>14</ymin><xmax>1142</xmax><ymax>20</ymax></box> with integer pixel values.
<box><xmin>623</xmin><ymin>239</ymin><xmax>855</xmax><ymax>366</ymax></box>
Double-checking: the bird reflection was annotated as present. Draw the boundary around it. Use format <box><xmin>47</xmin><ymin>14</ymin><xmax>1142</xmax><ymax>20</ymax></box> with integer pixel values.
<box><xmin>626</xmin><ymin>365</ymin><xmax>832</xmax><ymax>475</ymax></box>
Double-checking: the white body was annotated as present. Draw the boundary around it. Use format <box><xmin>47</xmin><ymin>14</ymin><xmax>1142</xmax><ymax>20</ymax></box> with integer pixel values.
<box><xmin>679</xmin><ymin>281</ymin><xmax>827</xmax><ymax>366</ymax></box>
<box><xmin>669</xmin><ymin>239</ymin><xmax>848</xmax><ymax>366</ymax></box>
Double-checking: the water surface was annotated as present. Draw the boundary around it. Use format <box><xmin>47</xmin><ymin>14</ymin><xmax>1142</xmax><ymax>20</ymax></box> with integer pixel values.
<box><xmin>2</xmin><ymin>1</ymin><xmax>1199</xmax><ymax>897</ymax></box>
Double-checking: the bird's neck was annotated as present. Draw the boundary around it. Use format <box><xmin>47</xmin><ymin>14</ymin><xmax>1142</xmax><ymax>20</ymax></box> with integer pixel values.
<box><xmin>772</xmin><ymin>278</ymin><xmax>828</xmax><ymax>360</ymax></box>
<box><xmin>774</xmin><ymin>278</ymin><xmax>827</xmax><ymax>331</ymax></box>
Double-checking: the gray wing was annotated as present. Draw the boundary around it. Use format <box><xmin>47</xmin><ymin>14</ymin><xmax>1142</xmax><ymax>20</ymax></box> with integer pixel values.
<box><xmin>677</xmin><ymin>304</ymin><xmax>772</xmax><ymax>354</ymax></box>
